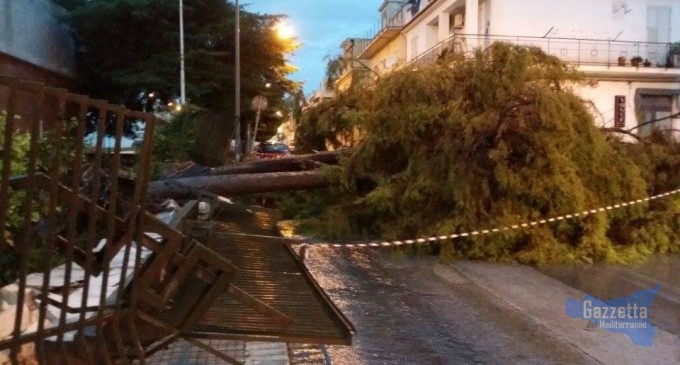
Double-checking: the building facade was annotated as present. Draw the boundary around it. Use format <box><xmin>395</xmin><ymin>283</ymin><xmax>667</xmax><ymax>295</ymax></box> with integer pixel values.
<box><xmin>336</xmin><ymin>0</ymin><xmax>680</xmax><ymax>135</ymax></box>
<box><xmin>0</xmin><ymin>0</ymin><xmax>75</xmax><ymax>130</ymax></box>
<box><xmin>0</xmin><ymin>0</ymin><xmax>75</xmax><ymax>83</ymax></box>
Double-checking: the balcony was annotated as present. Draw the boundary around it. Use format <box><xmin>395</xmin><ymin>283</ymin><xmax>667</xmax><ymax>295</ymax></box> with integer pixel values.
<box><xmin>336</xmin><ymin>38</ymin><xmax>373</xmax><ymax>91</ymax></box>
<box><xmin>408</xmin><ymin>34</ymin><xmax>680</xmax><ymax>72</ymax></box>
<box><xmin>358</xmin><ymin>11</ymin><xmax>405</xmax><ymax>59</ymax></box>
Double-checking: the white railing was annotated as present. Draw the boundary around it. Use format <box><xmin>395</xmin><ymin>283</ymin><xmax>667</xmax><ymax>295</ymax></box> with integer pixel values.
<box><xmin>409</xmin><ymin>34</ymin><xmax>678</xmax><ymax>69</ymax></box>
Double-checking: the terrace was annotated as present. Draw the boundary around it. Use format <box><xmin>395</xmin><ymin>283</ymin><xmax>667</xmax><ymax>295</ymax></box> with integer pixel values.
<box><xmin>408</xmin><ymin>33</ymin><xmax>680</xmax><ymax>71</ymax></box>
<box><xmin>358</xmin><ymin>10</ymin><xmax>405</xmax><ymax>59</ymax></box>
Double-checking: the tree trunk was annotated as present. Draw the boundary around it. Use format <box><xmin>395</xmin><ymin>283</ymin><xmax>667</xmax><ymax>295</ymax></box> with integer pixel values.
<box><xmin>209</xmin><ymin>151</ymin><xmax>343</xmax><ymax>175</ymax></box>
<box><xmin>148</xmin><ymin>170</ymin><xmax>331</xmax><ymax>200</ymax></box>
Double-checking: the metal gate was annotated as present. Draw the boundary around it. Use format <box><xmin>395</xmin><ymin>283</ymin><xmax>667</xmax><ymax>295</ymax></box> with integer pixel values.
<box><xmin>0</xmin><ymin>76</ymin><xmax>159</xmax><ymax>364</ymax></box>
<box><xmin>0</xmin><ymin>77</ymin><xmax>354</xmax><ymax>365</ymax></box>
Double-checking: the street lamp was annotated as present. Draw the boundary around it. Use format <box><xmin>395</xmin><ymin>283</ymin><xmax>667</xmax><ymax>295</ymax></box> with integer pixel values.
<box><xmin>179</xmin><ymin>0</ymin><xmax>186</xmax><ymax>104</ymax></box>
<box><xmin>273</xmin><ymin>20</ymin><xmax>295</xmax><ymax>40</ymax></box>
<box><xmin>234</xmin><ymin>0</ymin><xmax>242</xmax><ymax>161</ymax></box>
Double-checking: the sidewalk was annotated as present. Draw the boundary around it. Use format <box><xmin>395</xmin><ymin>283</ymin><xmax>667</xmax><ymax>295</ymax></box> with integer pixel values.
<box><xmin>434</xmin><ymin>258</ymin><xmax>680</xmax><ymax>365</ymax></box>
<box><xmin>146</xmin><ymin>339</ymin><xmax>289</xmax><ymax>365</ymax></box>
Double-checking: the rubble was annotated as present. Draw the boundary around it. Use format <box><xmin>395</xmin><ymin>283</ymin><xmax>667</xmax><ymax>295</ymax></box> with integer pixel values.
<box><xmin>0</xmin><ymin>286</ymin><xmax>44</xmax><ymax>365</ymax></box>
<box><xmin>0</xmin><ymin>202</ymin><xmax>181</xmax><ymax>360</ymax></box>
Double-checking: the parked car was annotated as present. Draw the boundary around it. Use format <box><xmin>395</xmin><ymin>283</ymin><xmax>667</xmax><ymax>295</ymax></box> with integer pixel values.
<box><xmin>255</xmin><ymin>142</ymin><xmax>291</xmax><ymax>158</ymax></box>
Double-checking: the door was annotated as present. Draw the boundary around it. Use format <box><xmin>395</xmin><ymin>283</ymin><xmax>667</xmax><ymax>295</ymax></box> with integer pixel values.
<box><xmin>638</xmin><ymin>95</ymin><xmax>673</xmax><ymax>137</ymax></box>
<box><xmin>647</xmin><ymin>6</ymin><xmax>671</xmax><ymax>64</ymax></box>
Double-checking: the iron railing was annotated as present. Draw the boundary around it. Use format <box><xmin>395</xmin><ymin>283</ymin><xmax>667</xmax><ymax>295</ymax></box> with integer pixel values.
<box><xmin>0</xmin><ymin>76</ymin><xmax>161</xmax><ymax>364</ymax></box>
<box><xmin>383</xmin><ymin>9</ymin><xmax>404</xmax><ymax>30</ymax></box>
<box><xmin>0</xmin><ymin>77</ymin><xmax>354</xmax><ymax>364</ymax></box>
<box><xmin>408</xmin><ymin>33</ymin><xmax>679</xmax><ymax>69</ymax></box>
<box><xmin>360</xmin><ymin>5</ymin><xmax>406</xmax><ymax>48</ymax></box>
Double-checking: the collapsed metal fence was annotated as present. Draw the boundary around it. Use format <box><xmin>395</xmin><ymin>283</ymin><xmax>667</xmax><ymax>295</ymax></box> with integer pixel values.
<box><xmin>0</xmin><ymin>77</ymin><xmax>355</xmax><ymax>365</ymax></box>
<box><xmin>0</xmin><ymin>76</ymin><xmax>159</xmax><ymax>364</ymax></box>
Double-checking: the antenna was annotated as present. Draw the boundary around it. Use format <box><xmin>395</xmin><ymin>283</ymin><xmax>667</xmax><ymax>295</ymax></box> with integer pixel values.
<box><xmin>613</xmin><ymin>1</ymin><xmax>632</xmax><ymax>14</ymax></box>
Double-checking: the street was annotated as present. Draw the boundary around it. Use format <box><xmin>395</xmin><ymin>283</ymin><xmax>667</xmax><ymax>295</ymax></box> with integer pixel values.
<box><xmin>304</xmin><ymin>249</ymin><xmax>680</xmax><ymax>365</ymax></box>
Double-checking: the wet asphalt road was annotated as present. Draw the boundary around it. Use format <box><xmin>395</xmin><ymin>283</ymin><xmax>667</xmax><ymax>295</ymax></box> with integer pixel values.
<box><xmin>304</xmin><ymin>249</ymin><xmax>599</xmax><ymax>365</ymax></box>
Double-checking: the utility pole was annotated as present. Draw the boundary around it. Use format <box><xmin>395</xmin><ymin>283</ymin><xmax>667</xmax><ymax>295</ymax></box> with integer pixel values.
<box><xmin>179</xmin><ymin>0</ymin><xmax>186</xmax><ymax>104</ymax></box>
<box><xmin>234</xmin><ymin>0</ymin><xmax>242</xmax><ymax>161</ymax></box>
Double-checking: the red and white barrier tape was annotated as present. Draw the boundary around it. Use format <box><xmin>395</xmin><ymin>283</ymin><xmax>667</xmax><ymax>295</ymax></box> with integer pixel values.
<box><xmin>297</xmin><ymin>187</ymin><xmax>680</xmax><ymax>252</ymax></box>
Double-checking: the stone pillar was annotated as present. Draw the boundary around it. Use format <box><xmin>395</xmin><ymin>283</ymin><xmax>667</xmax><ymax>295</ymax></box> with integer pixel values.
<box><xmin>438</xmin><ymin>12</ymin><xmax>451</xmax><ymax>41</ymax></box>
<box><xmin>465</xmin><ymin>0</ymin><xmax>479</xmax><ymax>35</ymax></box>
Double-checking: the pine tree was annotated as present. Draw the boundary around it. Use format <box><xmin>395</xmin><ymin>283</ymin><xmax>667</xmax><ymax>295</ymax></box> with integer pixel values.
<box><xmin>294</xmin><ymin>43</ymin><xmax>680</xmax><ymax>264</ymax></box>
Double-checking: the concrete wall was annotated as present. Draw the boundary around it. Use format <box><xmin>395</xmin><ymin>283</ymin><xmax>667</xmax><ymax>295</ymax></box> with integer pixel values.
<box><xmin>404</xmin><ymin>0</ymin><xmax>467</xmax><ymax>61</ymax></box>
<box><xmin>490</xmin><ymin>0</ymin><xmax>680</xmax><ymax>42</ymax></box>
<box><xmin>402</xmin><ymin>0</ymin><xmax>680</xmax><ymax>61</ymax></box>
<box><xmin>370</xmin><ymin>35</ymin><xmax>407</xmax><ymax>75</ymax></box>
<box><xmin>576</xmin><ymin>79</ymin><xmax>680</xmax><ymax>130</ymax></box>
<box><xmin>0</xmin><ymin>0</ymin><xmax>75</xmax><ymax>78</ymax></box>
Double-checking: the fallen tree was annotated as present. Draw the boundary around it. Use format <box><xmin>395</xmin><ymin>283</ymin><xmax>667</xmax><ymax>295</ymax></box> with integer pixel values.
<box><xmin>147</xmin><ymin>151</ymin><xmax>342</xmax><ymax>200</ymax></box>
<box><xmin>148</xmin><ymin>170</ymin><xmax>331</xmax><ymax>201</ymax></box>
<box><xmin>208</xmin><ymin>151</ymin><xmax>342</xmax><ymax>175</ymax></box>
<box><xmin>285</xmin><ymin>43</ymin><xmax>680</xmax><ymax>265</ymax></box>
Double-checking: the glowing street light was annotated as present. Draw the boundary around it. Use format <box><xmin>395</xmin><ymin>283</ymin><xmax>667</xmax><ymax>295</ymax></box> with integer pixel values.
<box><xmin>274</xmin><ymin>20</ymin><xmax>294</xmax><ymax>40</ymax></box>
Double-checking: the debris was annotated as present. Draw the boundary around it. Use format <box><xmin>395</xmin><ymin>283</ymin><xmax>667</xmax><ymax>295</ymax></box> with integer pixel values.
<box><xmin>198</xmin><ymin>201</ymin><xmax>211</xmax><ymax>220</ymax></box>
<box><xmin>0</xmin><ymin>285</ymin><xmax>50</xmax><ymax>365</ymax></box>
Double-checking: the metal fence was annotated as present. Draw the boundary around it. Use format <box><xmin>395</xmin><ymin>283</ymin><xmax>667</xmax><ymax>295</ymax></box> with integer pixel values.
<box><xmin>0</xmin><ymin>76</ymin><xmax>160</xmax><ymax>364</ymax></box>
<box><xmin>409</xmin><ymin>34</ymin><xmax>678</xmax><ymax>68</ymax></box>
<box><xmin>0</xmin><ymin>77</ymin><xmax>354</xmax><ymax>364</ymax></box>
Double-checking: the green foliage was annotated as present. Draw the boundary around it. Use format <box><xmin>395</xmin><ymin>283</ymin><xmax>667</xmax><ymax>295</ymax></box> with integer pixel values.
<box><xmin>1</xmin><ymin>113</ymin><xmax>39</xmax><ymax>286</ymax></box>
<box><xmin>0</xmin><ymin>113</ymin><xmax>77</xmax><ymax>286</ymax></box>
<box><xmin>324</xmin><ymin>55</ymin><xmax>345</xmax><ymax>90</ymax></box>
<box><xmin>296</xmin><ymin>43</ymin><xmax>680</xmax><ymax>265</ymax></box>
<box><xmin>670</xmin><ymin>41</ymin><xmax>680</xmax><ymax>55</ymax></box>
<box><xmin>153</xmin><ymin>111</ymin><xmax>198</xmax><ymax>164</ymax></box>
<box><xmin>0</xmin><ymin>113</ymin><xmax>31</xmax><ymax>246</ymax></box>
<box><xmin>295</xmin><ymin>90</ymin><xmax>365</xmax><ymax>153</ymax></box>
<box><xmin>63</xmin><ymin>0</ymin><xmax>298</xmax><ymax>145</ymax></box>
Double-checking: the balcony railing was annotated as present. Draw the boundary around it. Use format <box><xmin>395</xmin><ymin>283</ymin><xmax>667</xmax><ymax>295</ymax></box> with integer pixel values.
<box><xmin>408</xmin><ymin>34</ymin><xmax>679</xmax><ymax>69</ymax></box>
<box><xmin>363</xmin><ymin>9</ymin><xmax>405</xmax><ymax>44</ymax></box>
<box><xmin>349</xmin><ymin>38</ymin><xmax>373</xmax><ymax>59</ymax></box>
<box><xmin>384</xmin><ymin>9</ymin><xmax>404</xmax><ymax>29</ymax></box>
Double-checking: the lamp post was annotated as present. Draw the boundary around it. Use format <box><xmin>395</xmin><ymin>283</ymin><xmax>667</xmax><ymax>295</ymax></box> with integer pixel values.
<box><xmin>179</xmin><ymin>0</ymin><xmax>186</xmax><ymax>104</ymax></box>
<box><xmin>234</xmin><ymin>0</ymin><xmax>242</xmax><ymax>161</ymax></box>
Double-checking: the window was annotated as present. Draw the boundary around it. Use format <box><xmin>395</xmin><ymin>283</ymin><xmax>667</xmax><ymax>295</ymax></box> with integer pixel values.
<box><xmin>647</xmin><ymin>6</ymin><xmax>671</xmax><ymax>43</ymax></box>
<box><xmin>638</xmin><ymin>94</ymin><xmax>674</xmax><ymax>137</ymax></box>
<box><xmin>411</xmin><ymin>36</ymin><xmax>419</xmax><ymax>60</ymax></box>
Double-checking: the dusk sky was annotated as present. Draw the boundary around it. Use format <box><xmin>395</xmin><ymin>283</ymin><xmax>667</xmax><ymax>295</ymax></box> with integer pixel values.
<box><xmin>245</xmin><ymin>1</ymin><xmax>383</xmax><ymax>96</ymax></box>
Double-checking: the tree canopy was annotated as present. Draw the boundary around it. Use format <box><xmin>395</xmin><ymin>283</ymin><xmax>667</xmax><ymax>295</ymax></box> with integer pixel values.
<box><xmin>57</xmin><ymin>0</ymin><xmax>299</xmax><ymax>145</ymax></box>
<box><xmin>292</xmin><ymin>43</ymin><xmax>680</xmax><ymax>264</ymax></box>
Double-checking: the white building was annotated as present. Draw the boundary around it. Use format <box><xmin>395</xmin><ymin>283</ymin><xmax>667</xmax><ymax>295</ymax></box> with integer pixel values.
<box><xmin>340</xmin><ymin>0</ymin><xmax>680</xmax><ymax>135</ymax></box>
